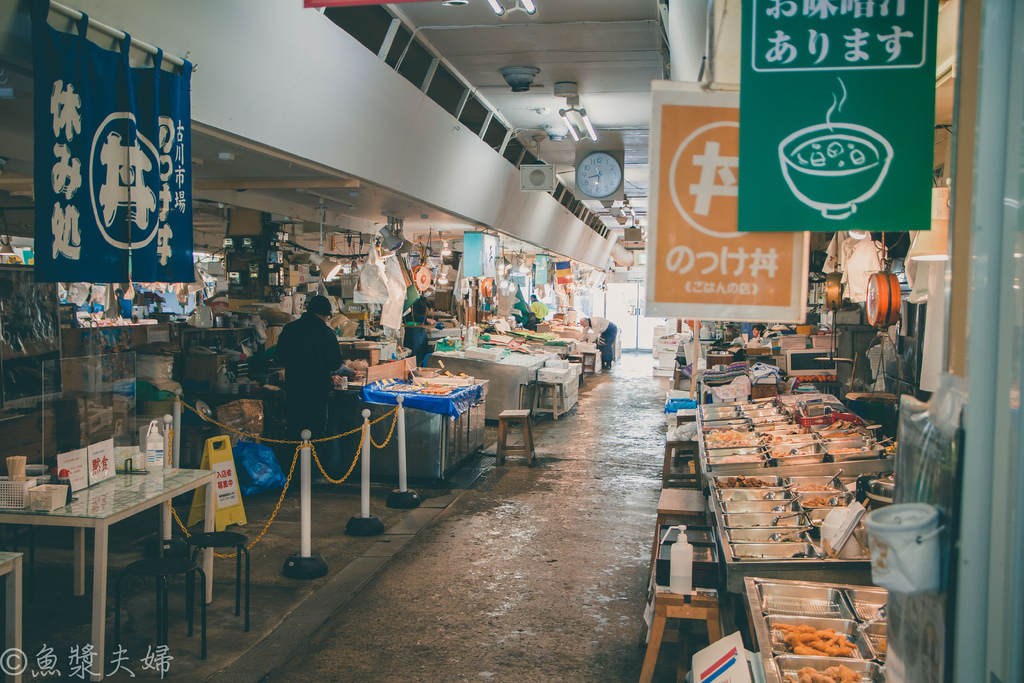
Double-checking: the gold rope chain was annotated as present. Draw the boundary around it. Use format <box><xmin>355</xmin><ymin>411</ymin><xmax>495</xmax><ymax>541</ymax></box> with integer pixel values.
<box><xmin>169</xmin><ymin>407</ymin><xmax>398</xmax><ymax>555</ymax></box>
<box><xmin>175</xmin><ymin>397</ymin><xmax>398</xmax><ymax>444</ymax></box>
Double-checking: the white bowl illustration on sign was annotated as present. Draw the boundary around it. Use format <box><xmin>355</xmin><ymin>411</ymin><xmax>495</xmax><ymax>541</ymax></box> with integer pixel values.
<box><xmin>778</xmin><ymin>123</ymin><xmax>893</xmax><ymax>220</ymax></box>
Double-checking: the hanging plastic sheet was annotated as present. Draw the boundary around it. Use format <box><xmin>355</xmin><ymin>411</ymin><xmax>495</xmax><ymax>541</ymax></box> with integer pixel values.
<box><xmin>353</xmin><ymin>247</ymin><xmax>388</xmax><ymax>304</ymax></box>
<box><xmin>359</xmin><ymin>382</ymin><xmax>483</xmax><ymax>418</ymax></box>
<box><xmin>380</xmin><ymin>255</ymin><xmax>408</xmax><ymax>330</ymax></box>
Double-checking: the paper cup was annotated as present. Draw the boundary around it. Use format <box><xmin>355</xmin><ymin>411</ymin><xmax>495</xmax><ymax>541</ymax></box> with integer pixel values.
<box><xmin>865</xmin><ymin>503</ymin><xmax>941</xmax><ymax>593</ymax></box>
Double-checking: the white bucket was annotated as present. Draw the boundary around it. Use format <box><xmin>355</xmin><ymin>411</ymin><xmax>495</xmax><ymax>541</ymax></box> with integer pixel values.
<box><xmin>864</xmin><ymin>503</ymin><xmax>942</xmax><ymax>593</ymax></box>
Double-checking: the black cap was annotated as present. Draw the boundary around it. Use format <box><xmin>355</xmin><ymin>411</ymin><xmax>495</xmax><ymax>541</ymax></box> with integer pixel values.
<box><xmin>306</xmin><ymin>295</ymin><xmax>332</xmax><ymax>316</ymax></box>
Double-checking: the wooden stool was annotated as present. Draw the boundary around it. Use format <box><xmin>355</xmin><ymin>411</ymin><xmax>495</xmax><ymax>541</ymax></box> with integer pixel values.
<box><xmin>580</xmin><ymin>351</ymin><xmax>598</xmax><ymax>374</ymax></box>
<box><xmin>532</xmin><ymin>381</ymin><xmax>565</xmax><ymax>420</ymax></box>
<box><xmin>649</xmin><ymin>489</ymin><xmax>707</xmax><ymax>573</ymax></box>
<box><xmin>662</xmin><ymin>440</ymin><xmax>701</xmax><ymax>490</ymax></box>
<box><xmin>496</xmin><ymin>409</ymin><xmax>535</xmax><ymax>466</ymax></box>
<box><xmin>640</xmin><ymin>587</ymin><xmax>721</xmax><ymax>683</ymax></box>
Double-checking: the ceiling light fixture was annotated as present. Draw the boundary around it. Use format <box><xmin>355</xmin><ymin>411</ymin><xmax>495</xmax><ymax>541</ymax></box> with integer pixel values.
<box><xmin>559</xmin><ymin>109</ymin><xmax>581</xmax><ymax>142</ymax></box>
<box><xmin>438</xmin><ymin>272</ymin><xmax>449</xmax><ymax>285</ymax></box>
<box><xmin>441</xmin><ymin>0</ymin><xmax>468</xmax><ymax>5</ymax></box>
<box><xmin>554</xmin><ymin>84</ymin><xmax>597</xmax><ymax>142</ymax></box>
<box><xmin>847</xmin><ymin>230</ymin><xmax>869</xmax><ymax>240</ymax></box>
<box><xmin>379</xmin><ymin>217</ymin><xmax>405</xmax><ymax>252</ymax></box>
<box><xmin>486</xmin><ymin>0</ymin><xmax>505</xmax><ymax>15</ymax></box>
<box><xmin>521</xmin><ymin>0</ymin><xmax>537</xmax><ymax>14</ymax></box>
<box><xmin>441</xmin><ymin>240</ymin><xmax>452</xmax><ymax>256</ymax></box>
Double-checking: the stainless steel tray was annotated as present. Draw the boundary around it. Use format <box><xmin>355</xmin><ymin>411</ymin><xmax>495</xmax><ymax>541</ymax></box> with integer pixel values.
<box><xmin>826</xmin><ymin>447</ymin><xmax>885</xmax><ymax>462</ymax></box>
<box><xmin>703</xmin><ymin>418</ymin><xmax>753</xmax><ymax>428</ymax></box>
<box><xmin>751</xmin><ymin>415</ymin><xmax>792</xmax><ymax>425</ymax></box>
<box><xmin>860</xmin><ymin>622</ymin><xmax>887</xmax><ymax>662</ymax></box>
<box><xmin>766</xmin><ymin>615</ymin><xmax>870</xmax><ymax>658</ymax></box>
<box><xmin>700</xmin><ymin>406</ymin><xmax>741</xmax><ymax>419</ymax></box>
<box><xmin>822</xmin><ymin>438</ymin><xmax>874</xmax><ymax>450</ymax></box>
<box><xmin>723</xmin><ymin>512</ymin><xmax>809</xmax><ymax>528</ymax></box>
<box><xmin>705</xmin><ymin>446</ymin><xmax>764</xmax><ymax>457</ymax></box>
<box><xmin>768</xmin><ymin>442</ymin><xmax>824</xmax><ymax>457</ymax></box>
<box><xmin>721</xmin><ymin>500</ymin><xmax>801</xmax><ymax>515</ymax></box>
<box><xmin>744</xmin><ymin>408</ymin><xmax>783</xmax><ymax>418</ymax></box>
<box><xmin>760</xmin><ymin>433</ymin><xmax>816</xmax><ymax>444</ymax></box>
<box><xmin>774</xmin><ymin>656</ymin><xmax>886</xmax><ymax>682</ymax></box>
<box><xmin>844</xmin><ymin>588</ymin><xmax>887</xmax><ymax>623</ymax></box>
<box><xmin>718</xmin><ymin>488</ymin><xmax>795</xmax><ymax>502</ymax></box>
<box><xmin>728</xmin><ymin>528</ymin><xmax>812</xmax><ymax>544</ymax></box>
<box><xmin>787</xmin><ymin>475</ymin><xmax>845</xmax><ymax>491</ymax></box>
<box><xmin>713</xmin><ymin>475</ymin><xmax>787</xmax><ymax>489</ymax></box>
<box><xmin>731</xmin><ymin>543</ymin><xmax>820</xmax><ymax>560</ymax></box>
<box><xmin>795</xmin><ymin>491</ymin><xmax>855</xmax><ymax>508</ymax></box>
<box><xmin>757</xmin><ymin>582</ymin><xmax>855</xmax><ymax>620</ymax></box>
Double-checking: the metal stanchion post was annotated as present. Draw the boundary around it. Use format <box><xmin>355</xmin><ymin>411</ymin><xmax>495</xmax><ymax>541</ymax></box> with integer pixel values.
<box><xmin>284</xmin><ymin>430</ymin><xmax>329</xmax><ymax>579</ymax></box>
<box><xmin>387</xmin><ymin>397</ymin><xmax>420</xmax><ymax>509</ymax></box>
<box><xmin>172</xmin><ymin>389</ymin><xmax>182</xmax><ymax>468</ymax></box>
<box><xmin>346</xmin><ymin>409</ymin><xmax>384</xmax><ymax>536</ymax></box>
<box><xmin>159</xmin><ymin>414</ymin><xmax>187</xmax><ymax>557</ymax></box>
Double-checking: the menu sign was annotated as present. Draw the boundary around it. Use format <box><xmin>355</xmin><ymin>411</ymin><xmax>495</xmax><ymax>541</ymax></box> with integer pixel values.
<box><xmin>646</xmin><ymin>83</ymin><xmax>808</xmax><ymax>323</ymax></box>
<box><xmin>739</xmin><ymin>0</ymin><xmax>938</xmax><ymax>232</ymax></box>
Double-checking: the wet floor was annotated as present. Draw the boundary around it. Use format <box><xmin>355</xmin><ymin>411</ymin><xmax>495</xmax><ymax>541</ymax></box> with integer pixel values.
<box><xmin>266</xmin><ymin>351</ymin><xmax>683</xmax><ymax>682</ymax></box>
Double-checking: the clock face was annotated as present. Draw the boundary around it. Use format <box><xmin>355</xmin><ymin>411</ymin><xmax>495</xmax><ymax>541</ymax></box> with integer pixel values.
<box><xmin>576</xmin><ymin>152</ymin><xmax>622</xmax><ymax>198</ymax></box>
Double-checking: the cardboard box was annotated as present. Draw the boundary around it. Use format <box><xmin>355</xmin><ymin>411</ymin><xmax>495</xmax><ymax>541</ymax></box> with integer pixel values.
<box><xmin>184</xmin><ymin>353</ymin><xmax>228</xmax><ymax>385</ymax></box>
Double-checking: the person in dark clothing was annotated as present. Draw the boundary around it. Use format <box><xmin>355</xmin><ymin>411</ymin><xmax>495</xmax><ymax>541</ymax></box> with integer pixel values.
<box><xmin>274</xmin><ymin>295</ymin><xmax>343</xmax><ymax>441</ymax></box>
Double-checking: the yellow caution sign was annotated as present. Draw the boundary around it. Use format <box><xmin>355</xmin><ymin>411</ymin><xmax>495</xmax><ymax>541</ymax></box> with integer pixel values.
<box><xmin>188</xmin><ymin>436</ymin><xmax>247</xmax><ymax>531</ymax></box>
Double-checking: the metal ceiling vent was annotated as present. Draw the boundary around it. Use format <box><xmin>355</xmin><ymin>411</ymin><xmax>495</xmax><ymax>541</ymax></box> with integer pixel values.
<box><xmin>498</xmin><ymin>66</ymin><xmax>540</xmax><ymax>92</ymax></box>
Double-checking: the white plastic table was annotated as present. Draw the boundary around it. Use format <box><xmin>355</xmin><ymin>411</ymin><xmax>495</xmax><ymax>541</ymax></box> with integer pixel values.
<box><xmin>0</xmin><ymin>470</ymin><xmax>214</xmax><ymax>681</ymax></box>
<box><xmin>0</xmin><ymin>552</ymin><xmax>22</xmax><ymax>683</ymax></box>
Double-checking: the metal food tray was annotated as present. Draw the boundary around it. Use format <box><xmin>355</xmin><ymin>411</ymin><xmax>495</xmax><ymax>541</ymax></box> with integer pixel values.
<box><xmin>859</xmin><ymin>622</ymin><xmax>887</xmax><ymax>662</ymax></box>
<box><xmin>705</xmin><ymin>446</ymin><xmax>764</xmax><ymax>457</ymax></box>
<box><xmin>766</xmin><ymin>615</ymin><xmax>870</xmax><ymax>658</ymax></box>
<box><xmin>721</xmin><ymin>500</ymin><xmax>801</xmax><ymax>515</ymax></box>
<box><xmin>706</xmin><ymin>455</ymin><xmax>768</xmax><ymax>473</ymax></box>
<box><xmin>844</xmin><ymin>588</ymin><xmax>887</xmax><ymax>623</ymax></box>
<box><xmin>826</xmin><ymin>447</ymin><xmax>885</xmax><ymax>462</ymax></box>
<box><xmin>760</xmin><ymin>433</ymin><xmax>816</xmax><ymax>444</ymax></box>
<box><xmin>718</xmin><ymin>488</ymin><xmax>795</xmax><ymax>502</ymax></box>
<box><xmin>730</xmin><ymin>543</ymin><xmax>820</xmax><ymax>560</ymax></box>
<box><xmin>774</xmin><ymin>656</ymin><xmax>886</xmax><ymax>682</ymax></box>
<box><xmin>769</xmin><ymin>444</ymin><xmax>826</xmax><ymax>466</ymax></box>
<box><xmin>751</xmin><ymin>415</ymin><xmax>792</xmax><ymax>425</ymax></box>
<box><xmin>727</xmin><ymin>528</ymin><xmax>812</xmax><ymax>544</ymax></box>
<box><xmin>723</xmin><ymin>512</ymin><xmax>809</xmax><ymax>528</ymax></box>
<box><xmin>744</xmin><ymin>408</ymin><xmax>783</xmax><ymax>418</ymax></box>
<box><xmin>703</xmin><ymin>418</ymin><xmax>753</xmax><ymax>428</ymax></box>
<box><xmin>757</xmin><ymin>582</ymin><xmax>855</xmax><ymax>620</ymax></box>
<box><xmin>787</xmin><ymin>476</ymin><xmax>845</xmax><ymax>491</ymax></box>
<box><xmin>712</xmin><ymin>475</ymin><xmax>787</xmax><ymax>489</ymax></box>
<box><xmin>795</xmin><ymin>491</ymin><xmax>855</xmax><ymax>508</ymax></box>
<box><xmin>700</xmin><ymin>406</ymin><xmax>742</xmax><ymax>418</ymax></box>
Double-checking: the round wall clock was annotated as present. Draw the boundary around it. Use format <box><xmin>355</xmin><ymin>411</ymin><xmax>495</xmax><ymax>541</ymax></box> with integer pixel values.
<box><xmin>575</xmin><ymin>152</ymin><xmax>622</xmax><ymax>198</ymax></box>
<box><xmin>866</xmin><ymin>271</ymin><xmax>901</xmax><ymax>327</ymax></box>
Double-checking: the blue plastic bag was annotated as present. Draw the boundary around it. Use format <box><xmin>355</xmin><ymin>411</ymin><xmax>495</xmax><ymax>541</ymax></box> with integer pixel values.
<box><xmin>233</xmin><ymin>441</ymin><xmax>287</xmax><ymax>496</ymax></box>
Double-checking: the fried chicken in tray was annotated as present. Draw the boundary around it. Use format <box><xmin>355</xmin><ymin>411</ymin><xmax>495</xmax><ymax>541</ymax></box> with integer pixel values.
<box><xmin>775</xmin><ymin>623</ymin><xmax>856</xmax><ymax>657</ymax></box>
<box><xmin>783</xmin><ymin>664</ymin><xmax>864</xmax><ymax>683</ymax></box>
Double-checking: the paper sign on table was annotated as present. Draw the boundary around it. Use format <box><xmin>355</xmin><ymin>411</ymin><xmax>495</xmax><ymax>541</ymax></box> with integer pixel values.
<box><xmin>56</xmin><ymin>448</ymin><xmax>89</xmax><ymax>492</ymax></box>
<box><xmin>87</xmin><ymin>438</ymin><xmax>115</xmax><ymax>486</ymax></box>
<box><xmin>692</xmin><ymin>631</ymin><xmax>753</xmax><ymax>683</ymax></box>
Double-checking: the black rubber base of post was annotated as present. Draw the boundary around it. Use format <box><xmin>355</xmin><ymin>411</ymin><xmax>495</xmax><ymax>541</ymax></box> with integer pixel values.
<box><xmin>386</xmin><ymin>489</ymin><xmax>421</xmax><ymax>509</ymax></box>
<box><xmin>346</xmin><ymin>515</ymin><xmax>385</xmax><ymax>536</ymax></box>
<box><xmin>144</xmin><ymin>536</ymin><xmax>190</xmax><ymax>559</ymax></box>
<box><xmin>282</xmin><ymin>552</ymin><xmax>329</xmax><ymax>580</ymax></box>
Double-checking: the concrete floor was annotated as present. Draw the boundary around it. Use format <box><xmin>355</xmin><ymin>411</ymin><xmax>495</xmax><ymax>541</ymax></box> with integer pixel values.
<box><xmin>13</xmin><ymin>351</ymin><xmax>695</xmax><ymax>681</ymax></box>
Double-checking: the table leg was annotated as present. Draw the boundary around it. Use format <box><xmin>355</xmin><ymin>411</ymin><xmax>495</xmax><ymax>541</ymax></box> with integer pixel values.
<box><xmin>204</xmin><ymin>482</ymin><xmax>215</xmax><ymax>604</ymax></box>
<box><xmin>640</xmin><ymin>611</ymin><xmax>666</xmax><ymax>683</ymax></box>
<box><xmin>91</xmin><ymin>526</ymin><xmax>108</xmax><ymax>682</ymax></box>
<box><xmin>7</xmin><ymin>557</ymin><xmax>22</xmax><ymax>683</ymax></box>
<box><xmin>73</xmin><ymin>528</ymin><xmax>85</xmax><ymax>597</ymax></box>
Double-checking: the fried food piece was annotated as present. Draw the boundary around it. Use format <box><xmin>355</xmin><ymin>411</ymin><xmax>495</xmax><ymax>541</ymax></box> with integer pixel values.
<box><xmin>775</xmin><ymin>623</ymin><xmax>857</xmax><ymax>657</ymax></box>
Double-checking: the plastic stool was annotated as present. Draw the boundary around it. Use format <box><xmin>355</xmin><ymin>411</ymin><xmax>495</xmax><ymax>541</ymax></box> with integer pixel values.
<box><xmin>114</xmin><ymin>557</ymin><xmax>206</xmax><ymax>659</ymax></box>
<box><xmin>185</xmin><ymin>531</ymin><xmax>250</xmax><ymax>632</ymax></box>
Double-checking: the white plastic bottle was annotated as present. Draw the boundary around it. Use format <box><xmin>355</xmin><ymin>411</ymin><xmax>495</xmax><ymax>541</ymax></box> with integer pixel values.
<box><xmin>669</xmin><ymin>525</ymin><xmax>694</xmax><ymax>595</ymax></box>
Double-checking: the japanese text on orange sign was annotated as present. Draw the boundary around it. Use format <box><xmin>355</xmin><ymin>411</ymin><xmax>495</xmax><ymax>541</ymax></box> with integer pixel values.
<box><xmin>653</xmin><ymin>104</ymin><xmax>799</xmax><ymax>309</ymax></box>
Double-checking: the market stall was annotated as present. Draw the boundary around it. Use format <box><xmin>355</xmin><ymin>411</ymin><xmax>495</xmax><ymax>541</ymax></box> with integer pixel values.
<box><xmin>425</xmin><ymin>351</ymin><xmax>556</xmax><ymax>421</ymax></box>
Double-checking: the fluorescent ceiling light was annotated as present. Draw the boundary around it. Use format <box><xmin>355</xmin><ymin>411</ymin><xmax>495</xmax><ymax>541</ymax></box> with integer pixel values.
<box><xmin>559</xmin><ymin>109</ymin><xmax>580</xmax><ymax>142</ymax></box>
<box><xmin>521</xmin><ymin>0</ymin><xmax>536</xmax><ymax>13</ymax></box>
<box><xmin>486</xmin><ymin>0</ymin><xmax>505</xmax><ymax>15</ymax></box>
<box><xmin>579</xmin><ymin>108</ymin><xmax>598</xmax><ymax>142</ymax></box>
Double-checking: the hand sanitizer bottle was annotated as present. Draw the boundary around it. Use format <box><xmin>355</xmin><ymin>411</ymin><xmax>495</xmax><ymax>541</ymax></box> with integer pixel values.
<box><xmin>670</xmin><ymin>525</ymin><xmax>694</xmax><ymax>595</ymax></box>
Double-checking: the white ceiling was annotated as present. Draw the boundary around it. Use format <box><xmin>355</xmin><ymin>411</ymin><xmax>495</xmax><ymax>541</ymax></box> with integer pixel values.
<box><xmin>393</xmin><ymin>0</ymin><xmax>665</xmax><ymax>226</ymax></box>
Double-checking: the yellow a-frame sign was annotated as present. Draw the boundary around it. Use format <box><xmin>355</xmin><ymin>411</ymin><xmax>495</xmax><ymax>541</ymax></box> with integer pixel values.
<box><xmin>188</xmin><ymin>436</ymin><xmax>247</xmax><ymax>531</ymax></box>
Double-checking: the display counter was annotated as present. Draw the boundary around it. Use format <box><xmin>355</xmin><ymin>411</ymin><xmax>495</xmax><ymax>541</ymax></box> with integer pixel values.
<box><xmin>743</xmin><ymin>576</ymin><xmax>887</xmax><ymax>683</ymax></box>
<box><xmin>323</xmin><ymin>385</ymin><xmax>485</xmax><ymax>481</ymax></box>
<box><xmin>426</xmin><ymin>351</ymin><xmax>555</xmax><ymax>420</ymax></box>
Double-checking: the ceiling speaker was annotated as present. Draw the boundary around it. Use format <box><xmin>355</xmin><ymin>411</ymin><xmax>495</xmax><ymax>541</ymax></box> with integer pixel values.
<box><xmin>520</xmin><ymin>164</ymin><xmax>556</xmax><ymax>192</ymax></box>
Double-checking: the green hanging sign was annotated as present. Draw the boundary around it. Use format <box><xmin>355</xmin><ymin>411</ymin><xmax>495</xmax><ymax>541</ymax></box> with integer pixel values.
<box><xmin>739</xmin><ymin>0</ymin><xmax>939</xmax><ymax>232</ymax></box>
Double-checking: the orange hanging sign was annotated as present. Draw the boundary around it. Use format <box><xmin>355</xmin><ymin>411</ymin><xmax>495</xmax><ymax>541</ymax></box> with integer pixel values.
<box><xmin>645</xmin><ymin>83</ymin><xmax>808</xmax><ymax>323</ymax></box>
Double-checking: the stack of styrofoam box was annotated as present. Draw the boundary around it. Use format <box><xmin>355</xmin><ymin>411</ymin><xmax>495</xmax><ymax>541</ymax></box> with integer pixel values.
<box><xmin>577</xmin><ymin>341</ymin><xmax>598</xmax><ymax>354</ymax></box>
<box><xmin>652</xmin><ymin>326</ymin><xmax>669</xmax><ymax>358</ymax></box>
<box><xmin>536</xmin><ymin>365</ymin><xmax>578</xmax><ymax>413</ymax></box>
<box><xmin>544</xmin><ymin>359</ymin><xmax>570</xmax><ymax>370</ymax></box>
<box><xmin>537</xmin><ymin>367</ymin><xmax>570</xmax><ymax>383</ymax></box>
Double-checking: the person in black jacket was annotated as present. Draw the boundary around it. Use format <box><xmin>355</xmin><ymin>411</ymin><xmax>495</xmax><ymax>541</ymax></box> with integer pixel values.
<box><xmin>274</xmin><ymin>295</ymin><xmax>343</xmax><ymax>440</ymax></box>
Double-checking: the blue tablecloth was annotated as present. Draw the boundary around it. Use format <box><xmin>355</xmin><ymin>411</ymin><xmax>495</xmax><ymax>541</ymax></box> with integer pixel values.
<box><xmin>359</xmin><ymin>382</ymin><xmax>483</xmax><ymax>418</ymax></box>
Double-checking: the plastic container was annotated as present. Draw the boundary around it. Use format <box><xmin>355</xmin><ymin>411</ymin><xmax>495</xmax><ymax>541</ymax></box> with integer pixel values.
<box><xmin>669</xmin><ymin>525</ymin><xmax>694</xmax><ymax>595</ymax></box>
<box><xmin>865</xmin><ymin>503</ymin><xmax>942</xmax><ymax>593</ymax></box>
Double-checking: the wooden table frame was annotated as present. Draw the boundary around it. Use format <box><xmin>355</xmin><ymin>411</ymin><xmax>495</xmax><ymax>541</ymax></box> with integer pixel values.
<box><xmin>640</xmin><ymin>588</ymin><xmax>722</xmax><ymax>683</ymax></box>
<box><xmin>0</xmin><ymin>471</ymin><xmax>214</xmax><ymax>681</ymax></box>
<box><xmin>0</xmin><ymin>553</ymin><xmax>22</xmax><ymax>683</ymax></box>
